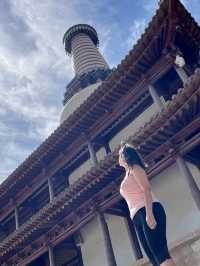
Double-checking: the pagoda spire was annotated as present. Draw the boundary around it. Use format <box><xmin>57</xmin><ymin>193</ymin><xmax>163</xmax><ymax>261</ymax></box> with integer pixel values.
<box><xmin>63</xmin><ymin>24</ymin><xmax>109</xmax><ymax>76</ymax></box>
<box><xmin>61</xmin><ymin>24</ymin><xmax>111</xmax><ymax>123</ymax></box>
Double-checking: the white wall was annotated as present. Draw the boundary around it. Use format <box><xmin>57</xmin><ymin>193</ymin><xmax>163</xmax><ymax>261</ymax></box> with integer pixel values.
<box><xmin>69</xmin><ymin>159</ymin><xmax>92</xmax><ymax>185</ymax></box>
<box><xmin>106</xmin><ymin>214</ymin><xmax>136</xmax><ymax>266</ymax></box>
<box><xmin>151</xmin><ymin>162</ymin><xmax>200</xmax><ymax>244</ymax></box>
<box><xmin>60</xmin><ymin>82</ymin><xmax>101</xmax><ymax>123</ymax></box>
<box><xmin>80</xmin><ymin>214</ymin><xmax>137</xmax><ymax>266</ymax></box>
<box><xmin>61</xmin><ymin>77</ymin><xmax>200</xmax><ymax>265</ymax></box>
<box><xmin>96</xmin><ymin>147</ymin><xmax>107</xmax><ymax>162</ymax></box>
<box><xmin>187</xmin><ymin>162</ymin><xmax>200</xmax><ymax>188</ymax></box>
<box><xmin>64</xmin><ymin>87</ymin><xmax>158</xmax><ymax>186</ymax></box>
<box><xmin>80</xmin><ymin>216</ymin><xmax>108</xmax><ymax>266</ymax></box>
<box><xmin>79</xmin><ymin>162</ymin><xmax>200</xmax><ymax>266</ymax></box>
<box><xmin>68</xmin><ymin>148</ymin><xmax>107</xmax><ymax>185</ymax></box>
<box><xmin>109</xmin><ymin>103</ymin><xmax>158</xmax><ymax>150</ymax></box>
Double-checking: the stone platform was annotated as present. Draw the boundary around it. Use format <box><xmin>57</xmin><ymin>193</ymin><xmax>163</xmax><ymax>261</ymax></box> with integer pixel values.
<box><xmin>134</xmin><ymin>229</ymin><xmax>200</xmax><ymax>266</ymax></box>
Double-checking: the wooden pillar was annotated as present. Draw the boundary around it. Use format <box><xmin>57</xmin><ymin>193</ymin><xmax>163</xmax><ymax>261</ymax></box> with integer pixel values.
<box><xmin>176</xmin><ymin>155</ymin><xmax>200</xmax><ymax>210</ymax></box>
<box><xmin>104</xmin><ymin>142</ymin><xmax>111</xmax><ymax>154</ymax></box>
<box><xmin>1</xmin><ymin>263</ymin><xmax>8</xmax><ymax>266</ymax></box>
<box><xmin>122</xmin><ymin>201</ymin><xmax>143</xmax><ymax>260</ymax></box>
<box><xmin>174</xmin><ymin>66</ymin><xmax>189</xmax><ymax>84</ymax></box>
<box><xmin>74</xmin><ymin>230</ymin><xmax>84</xmax><ymax>246</ymax></box>
<box><xmin>148</xmin><ymin>74</ymin><xmax>200</xmax><ymax>212</ymax></box>
<box><xmin>15</xmin><ymin>206</ymin><xmax>19</xmax><ymax>230</ymax></box>
<box><xmin>97</xmin><ymin>211</ymin><xmax>117</xmax><ymax>266</ymax></box>
<box><xmin>65</xmin><ymin>173</ymin><xmax>69</xmax><ymax>187</ymax></box>
<box><xmin>48</xmin><ymin>245</ymin><xmax>56</xmax><ymax>266</ymax></box>
<box><xmin>148</xmin><ymin>84</ymin><xmax>164</xmax><ymax>111</ymax></box>
<box><xmin>58</xmin><ymin>170</ymin><xmax>69</xmax><ymax>188</ymax></box>
<box><xmin>148</xmin><ymin>69</ymin><xmax>199</xmax><ymax>211</ymax></box>
<box><xmin>48</xmin><ymin>177</ymin><xmax>54</xmax><ymax>202</ymax></box>
<box><xmin>87</xmin><ymin>140</ymin><xmax>98</xmax><ymax>166</ymax></box>
<box><xmin>149</xmin><ymin>79</ymin><xmax>200</xmax><ymax>210</ymax></box>
<box><xmin>124</xmin><ymin>215</ymin><xmax>143</xmax><ymax>260</ymax></box>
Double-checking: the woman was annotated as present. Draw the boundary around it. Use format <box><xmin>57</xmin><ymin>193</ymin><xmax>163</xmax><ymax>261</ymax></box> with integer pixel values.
<box><xmin>119</xmin><ymin>143</ymin><xmax>176</xmax><ymax>266</ymax></box>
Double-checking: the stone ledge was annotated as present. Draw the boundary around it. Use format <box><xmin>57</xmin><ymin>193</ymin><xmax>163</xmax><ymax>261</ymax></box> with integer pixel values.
<box><xmin>134</xmin><ymin>228</ymin><xmax>200</xmax><ymax>266</ymax></box>
<box><xmin>170</xmin><ymin>229</ymin><xmax>200</xmax><ymax>251</ymax></box>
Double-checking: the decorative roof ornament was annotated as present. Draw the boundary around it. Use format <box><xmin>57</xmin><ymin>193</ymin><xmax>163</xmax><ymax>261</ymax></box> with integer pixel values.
<box><xmin>174</xmin><ymin>54</ymin><xmax>186</xmax><ymax>68</ymax></box>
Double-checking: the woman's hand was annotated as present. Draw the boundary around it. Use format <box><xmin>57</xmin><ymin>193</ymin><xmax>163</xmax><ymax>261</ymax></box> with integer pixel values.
<box><xmin>146</xmin><ymin>212</ymin><xmax>157</xmax><ymax>230</ymax></box>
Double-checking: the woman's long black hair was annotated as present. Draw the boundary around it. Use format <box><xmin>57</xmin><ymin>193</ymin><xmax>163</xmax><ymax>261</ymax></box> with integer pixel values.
<box><xmin>119</xmin><ymin>143</ymin><xmax>146</xmax><ymax>170</ymax></box>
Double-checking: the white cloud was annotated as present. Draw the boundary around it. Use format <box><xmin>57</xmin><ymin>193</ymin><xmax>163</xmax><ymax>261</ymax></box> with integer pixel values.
<box><xmin>0</xmin><ymin>0</ymin><xmax>117</xmax><ymax>182</ymax></box>
<box><xmin>1</xmin><ymin>0</ymin><xmax>199</xmax><ymax>183</ymax></box>
<box><xmin>180</xmin><ymin>0</ymin><xmax>200</xmax><ymax>23</ymax></box>
<box><xmin>126</xmin><ymin>19</ymin><xmax>146</xmax><ymax>49</ymax></box>
<box><xmin>0</xmin><ymin>0</ymin><xmax>79</xmax><ymax>181</ymax></box>
<box><xmin>142</xmin><ymin>0</ymin><xmax>158</xmax><ymax>13</ymax></box>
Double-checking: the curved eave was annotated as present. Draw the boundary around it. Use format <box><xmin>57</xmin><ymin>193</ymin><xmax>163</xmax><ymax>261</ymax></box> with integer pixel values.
<box><xmin>1</xmin><ymin>0</ymin><xmax>200</xmax><ymax>206</ymax></box>
<box><xmin>0</xmin><ymin>0</ymin><xmax>169</xmax><ymax>200</ymax></box>
<box><xmin>1</xmin><ymin>69</ymin><xmax>200</xmax><ymax>258</ymax></box>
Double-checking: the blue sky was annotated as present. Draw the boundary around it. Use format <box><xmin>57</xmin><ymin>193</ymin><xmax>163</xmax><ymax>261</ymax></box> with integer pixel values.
<box><xmin>0</xmin><ymin>0</ymin><xmax>200</xmax><ymax>183</ymax></box>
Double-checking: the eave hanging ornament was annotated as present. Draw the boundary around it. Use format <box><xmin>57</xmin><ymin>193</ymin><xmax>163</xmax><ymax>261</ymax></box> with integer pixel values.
<box><xmin>174</xmin><ymin>54</ymin><xmax>188</xmax><ymax>84</ymax></box>
<box><xmin>174</xmin><ymin>54</ymin><xmax>186</xmax><ymax>68</ymax></box>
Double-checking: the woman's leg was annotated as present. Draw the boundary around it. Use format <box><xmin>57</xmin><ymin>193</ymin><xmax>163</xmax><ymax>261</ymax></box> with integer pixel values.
<box><xmin>142</xmin><ymin>203</ymin><xmax>176</xmax><ymax>266</ymax></box>
<box><xmin>136</xmin><ymin>224</ymin><xmax>159</xmax><ymax>266</ymax></box>
<box><xmin>133</xmin><ymin>209</ymin><xmax>159</xmax><ymax>266</ymax></box>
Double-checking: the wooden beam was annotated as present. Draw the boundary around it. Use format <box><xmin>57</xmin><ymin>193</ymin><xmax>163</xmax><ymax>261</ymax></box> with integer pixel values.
<box><xmin>105</xmin><ymin>208</ymin><xmax>126</xmax><ymax>217</ymax></box>
<box><xmin>0</xmin><ymin>55</ymin><xmax>174</xmax><ymax>220</ymax></box>
<box><xmin>1</xmin><ymin>71</ymin><xmax>199</xmax><ymax>262</ymax></box>
<box><xmin>2</xmin><ymin>129</ymin><xmax>200</xmax><ymax>264</ymax></box>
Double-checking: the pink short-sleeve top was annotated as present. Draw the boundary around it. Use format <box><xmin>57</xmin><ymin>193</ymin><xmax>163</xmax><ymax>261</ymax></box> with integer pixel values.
<box><xmin>120</xmin><ymin>170</ymin><xmax>159</xmax><ymax>219</ymax></box>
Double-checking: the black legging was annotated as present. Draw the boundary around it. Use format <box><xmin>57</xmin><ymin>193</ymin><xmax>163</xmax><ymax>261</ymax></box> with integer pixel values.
<box><xmin>132</xmin><ymin>202</ymin><xmax>171</xmax><ymax>266</ymax></box>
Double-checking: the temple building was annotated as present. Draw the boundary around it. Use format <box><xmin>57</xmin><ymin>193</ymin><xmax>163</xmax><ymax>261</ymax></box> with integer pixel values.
<box><xmin>1</xmin><ymin>0</ymin><xmax>200</xmax><ymax>265</ymax></box>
